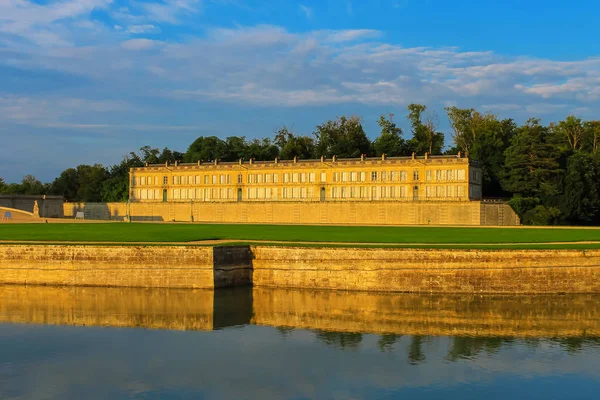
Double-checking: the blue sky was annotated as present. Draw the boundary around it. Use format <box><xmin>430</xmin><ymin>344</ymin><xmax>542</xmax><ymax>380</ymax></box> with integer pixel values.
<box><xmin>1</xmin><ymin>0</ymin><xmax>599</xmax><ymax>182</ymax></box>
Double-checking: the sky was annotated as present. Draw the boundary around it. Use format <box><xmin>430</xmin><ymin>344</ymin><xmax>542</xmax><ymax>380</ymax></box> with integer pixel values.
<box><xmin>1</xmin><ymin>0</ymin><xmax>600</xmax><ymax>182</ymax></box>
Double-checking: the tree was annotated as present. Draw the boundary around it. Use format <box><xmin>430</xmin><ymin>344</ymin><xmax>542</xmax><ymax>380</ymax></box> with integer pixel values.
<box><xmin>445</xmin><ymin>106</ymin><xmax>476</xmax><ymax>154</ymax></box>
<box><xmin>552</xmin><ymin>115</ymin><xmax>587</xmax><ymax>152</ymax></box>
<box><xmin>76</xmin><ymin>164</ymin><xmax>107</xmax><ymax>202</ymax></box>
<box><xmin>275</xmin><ymin>126</ymin><xmax>316</xmax><ymax>160</ymax></box>
<box><xmin>0</xmin><ymin>177</ymin><xmax>6</xmax><ymax>192</ymax></box>
<box><xmin>48</xmin><ymin>168</ymin><xmax>79</xmax><ymax>200</ymax></box>
<box><xmin>502</xmin><ymin>118</ymin><xmax>561</xmax><ymax>198</ymax></box>
<box><xmin>561</xmin><ymin>152</ymin><xmax>600</xmax><ymax>224</ymax></box>
<box><xmin>225</xmin><ymin>136</ymin><xmax>249</xmax><ymax>161</ymax></box>
<box><xmin>246</xmin><ymin>138</ymin><xmax>279</xmax><ymax>161</ymax></box>
<box><xmin>469</xmin><ymin>116</ymin><xmax>516</xmax><ymax>197</ymax></box>
<box><xmin>102</xmin><ymin>153</ymin><xmax>143</xmax><ymax>202</ymax></box>
<box><xmin>373</xmin><ymin>114</ymin><xmax>406</xmax><ymax>156</ymax></box>
<box><xmin>314</xmin><ymin>116</ymin><xmax>372</xmax><ymax>158</ymax></box>
<box><xmin>406</xmin><ymin>104</ymin><xmax>444</xmax><ymax>155</ymax></box>
<box><xmin>584</xmin><ymin>121</ymin><xmax>600</xmax><ymax>154</ymax></box>
<box><xmin>183</xmin><ymin>136</ymin><xmax>227</xmax><ymax>163</ymax></box>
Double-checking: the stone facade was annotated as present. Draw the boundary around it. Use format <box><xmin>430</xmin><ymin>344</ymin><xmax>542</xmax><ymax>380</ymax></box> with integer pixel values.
<box><xmin>129</xmin><ymin>154</ymin><xmax>483</xmax><ymax>204</ymax></box>
<box><xmin>63</xmin><ymin>200</ymin><xmax>519</xmax><ymax>225</ymax></box>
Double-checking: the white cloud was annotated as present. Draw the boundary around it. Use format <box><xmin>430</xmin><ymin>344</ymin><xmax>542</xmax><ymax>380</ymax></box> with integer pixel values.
<box><xmin>126</xmin><ymin>24</ymin><xmax>160</xmax><ymax>34</ymax></box>
<box><xmin>121</xmin><ymin>38</ymin><xmax>161</xmax><ymax>50</ymax></box>
<box><xmin>299</xmin><ymin>4</ymin><xmax>313</xmax><ymax>19</ymax></box>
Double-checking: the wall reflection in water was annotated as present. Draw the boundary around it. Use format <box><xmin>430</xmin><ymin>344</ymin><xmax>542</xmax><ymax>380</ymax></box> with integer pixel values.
<box><xmin>1</xmin><ymin>285</ymin><xmax>599</xmax><ymax>338</ymax></box>
<box><xmin>1</xmin><ymin>286</ymin><xmax>600</xmax><ymax>399</ymax></box>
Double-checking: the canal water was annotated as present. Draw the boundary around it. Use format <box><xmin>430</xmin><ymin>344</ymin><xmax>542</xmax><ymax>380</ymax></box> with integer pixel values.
<box><xmin>0</xmin><ymin>286</ymin><xmax>599</xmax><ymax>399</ymax></box>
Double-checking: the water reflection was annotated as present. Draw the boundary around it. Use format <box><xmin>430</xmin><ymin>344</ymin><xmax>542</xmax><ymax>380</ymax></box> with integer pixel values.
<box><xmin>1</xmin><ymin>286</ymin><xmax>600</xmax><ymax>399</ymax></box>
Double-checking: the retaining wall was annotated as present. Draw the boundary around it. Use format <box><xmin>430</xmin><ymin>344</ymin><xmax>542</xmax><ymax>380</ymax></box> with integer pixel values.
<box><xmin>0</xmin><ymin>245</ymin><xmax>252</xmax><ymax>289</ymax></box>
<box><xmin>250</xmin><ymin>246</ymin><xmax>600</xmax><ymax>293</ymax></box>
<box><xmin>63</xmin><ymin>200</ymin><xmax>519</xmax><ymax>226</ymax></box>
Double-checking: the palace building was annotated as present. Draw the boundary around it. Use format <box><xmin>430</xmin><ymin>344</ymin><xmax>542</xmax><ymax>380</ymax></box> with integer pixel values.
<box><xmin>62</xmin><ymin>153</ymin><xmax>518</xmax><ymax>225</ymax></box>
<box><xmin>129</xmin><ymin>154</ymin><xmax>483</xmax><ymax>204</ymax></box>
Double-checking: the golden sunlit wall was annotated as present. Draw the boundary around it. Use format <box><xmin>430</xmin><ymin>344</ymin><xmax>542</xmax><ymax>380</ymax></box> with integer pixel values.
<box><xmin>129</xmin><ymin>155</ymin><xmax>483</xmax><ymax>203</ymax></box>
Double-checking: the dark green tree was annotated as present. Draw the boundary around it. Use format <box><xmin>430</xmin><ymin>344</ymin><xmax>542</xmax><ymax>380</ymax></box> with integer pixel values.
<box><xmin>314</xmin><ymin>116</ymin><xmax>372</xmax><ymax>158</ymax></box>
<box><xmin>183</xmin><ymin>136</ymin><xmax>228</xmax><ymax>162</ymax></box>
<box><xmin>502</xmin><ymin>118</ymin><xmax>561</xmax><ymax>198</ymax></box>
<box><xmin>246</xmin><ymin>138</ymin><xmax>279</xmax><ymax>161</ymax></box>
<box><xmin>406</xmin><ymin>104</ymin><xmax>444</xmax><ymax>155</ymax></box>
<box><xmin>584</xmin><ymin>120</ymin><xmax>600</xmax><ymax>154</ymax></box>
<box><xmin>224</xmin><ymin>136</ymin><xmax>249</xmax><ymax>161</ymax></box>
<box><xmin>373</xmin><ymin>114</ymin><xmax>406</xmax><ymax>156</ymax></box>
<box><xmin>275</xmin><ymin>126</ymin><xmax>316</xmax><ymax>160</ymax></box>
<box><xmin>102</xmin><ymin>153</ymin><xmax>143</xmax><ymax>202</ymax></box>
<box><xmin>48</xmin><ymin>168</ymin><xmax>79</xmax><ymax>200</ymax></box>
<box><xmin>561</xmin><ymin>152</ymin><xmax>600</xmax><ymax>224</ymax></box>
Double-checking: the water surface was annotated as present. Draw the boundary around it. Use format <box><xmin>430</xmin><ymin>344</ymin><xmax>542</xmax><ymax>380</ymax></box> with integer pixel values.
<box><xmin>1</xmin><ymin>286</ymin><xmax>599</xmax><ymax>399</ymax></box>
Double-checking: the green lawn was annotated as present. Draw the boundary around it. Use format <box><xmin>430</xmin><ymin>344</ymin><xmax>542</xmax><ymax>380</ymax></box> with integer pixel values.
<box><xmin>1</xmin><ymin>223</ymin><xmax>600</xmax><ymax>247</ymax></box>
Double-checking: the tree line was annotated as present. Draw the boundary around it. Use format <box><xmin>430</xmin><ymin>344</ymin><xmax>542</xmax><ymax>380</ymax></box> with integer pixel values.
<box><xmin>2</xmin><ymin>103</ymin><xmax>600</xmax><ymax>225</ymax></box>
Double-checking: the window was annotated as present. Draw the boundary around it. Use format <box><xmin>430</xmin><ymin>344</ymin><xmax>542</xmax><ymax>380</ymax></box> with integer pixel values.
<box><xmin>425</xmin><ymin>186</ymin><xmax>432</xmax><ymax>198</ymax></box>
<box><xmin>310</xmin><ymin>173</ymin><xmax>316</xmax><ymax>183</ymax></box>
<box><xmin>390</xmin><ymin>186</ymin><xmax>396</xmax><ymax>198</ymax></box>
<box><xmin>413</xmin><ymin>170</ymin><xmax>419</xmax><ymax>181</ymax></box>
<box><xmin>360</xmin><ymin>186</ymin><xmax>367</xmax><ymax>198</ymax></box>
<box><xmin>400</xmin><ymin>171</ymin><xmax>406</xmax><ymax>182</ymax></box>
<box><xmin>381</xmin><ymin>186</ymin><xmax>387</xmax><ymax>198</ymax></box>
<box><xmin>333</xmin><ymin>172</ymin><xmax>340</xmax><ymax>182</ymax></box>
<box><xmin>257</xmin><ymin>174</ymin><xmax>263</xmax><ymax>184</ymax></box>
<box><xmin>371</xmin><ymin>171</ymin><xmax>378</xmax><ymax>182</ymax></box>
<box><xmin>381</xmin><ymin>171</ymin><xmax>387</xmax><ymax>182</ymax></box>
<box><xmin>342</xmin><ymin>172</ymin><xmax>348</xmax><ymax>182</ymax></box>
<box><xmin>320</xmin><ymin>172</ymin><xmax>326</xmax><ymax>182</ymax></box>
<box><xmin>292</xmin><ymin>173</ymin><xmax>298</xmax><ymax>183</ymax></box>
<box><xmin>301</xmin><ymin>173</ymin><xmax>307</xmax><ymax>183</ymax></box>
<box><xmin>457</xmin><ymin>186</ymin><xmax>465</xmax><ymax>197</ymax></box>
<box><xmin>332</xmin><ymin>187</ymin><xmax>338</xmax><ymax>198</ymax></box>
<box><xmin>181</xmin><ymin>176</ymin><xmax>186</xmax><ymax>185</ymax></box>
<box><xmin>284</xmin><ymin>173</ymin><xmax>289</xmax><ymax>183</ymax></box>
<box><xmin>238</xmin><ymin>174</ymin><xmax>242</xmax><ymax>184</ymax></box>
<box><xmin>350</xmin><ymin>186</ymin><xmax>356</xmax><ymax>198</ymax></box>
<box><xmin>447</xmin><ymin>170</ymin><xmax>455</xmax><ymax>180</ymax></box>
<box><xmin>212</xmin><ymin>175</ymin><xmax>217</xmax><ymax>184</ymax></box>
<box><xmin>390</xmin><ymin>171</ymin><xmax>397</xmax><ymax>182</ymax></box>
<box><xmin>204</xmin><ymin>175</ymin><xmax>209</xmax><ymax>184</ymax></box>
<box><xmin>458</xmin><ymin>170</ymin><xmax>466</xmax><ymax>181</ymax></box>
<box><xmin>360</xmin><ymin>172</ymin><xmax>366</xmax><ymax>182</ymax></box>
<box><xmin>341</xmin><ymin>187</ymin><xmax>346</xmax><ymax>198</ymax></box>
<box><xmin>274</xmin><ymin>174</ymin><xmax>279</xmax><ymax>183</ymax></box>
<box><xmin>426</xmin><ymin>171</ymin><xmax>432</xmax><ymax>181</ymax></box>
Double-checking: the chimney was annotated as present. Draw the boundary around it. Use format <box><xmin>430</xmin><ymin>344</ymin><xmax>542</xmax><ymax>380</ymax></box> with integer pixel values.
<box><xmin>293</xmin><ymin>156</ymin><xmax>297</xmax><ymax>163</ymax></box>
<box><xmin>275</xmin><ymin>157</ymin><xmax>278</xmax><ymax>164</ymax></box>
<box><xmin>457</xmin><ymin>151</ymin><xmax>462</xmax><ymax>158</ymax></box>
<box><xmin>197</xmin><ymin>160</ymin><xmax>201</xmax><ymax>166</ymax></box>
<box><xmin>424</xmin><ymin>152</ymin><xmax>429</xmax><ymax>160</ymax></box>
<box><xmin>332</xmin><ymin>155</ymin><xmax>337</xmax><ymax>162</ymax></box>
<box><xmin>214</xmin><ymin>159</ymin><xmax>218</xmax><ymax>165</ymax></box>
<box><xmin>382</xmin><ymin>153</ymin><xmax>386</xmax><ymax>161</ymax></box>
<box><xmin>249</xmin><ymin>158</ymin><xmax>254</xmax><ymax>165</ymax></box>
<box><xmin>239</xmin><ymin>158</ymin><xmax>243</xmax><ymax>165</ymax></box>
<box><xmin>360</xmin><ymin>154</ymin><xmax>364</xmax><ymax>161</ymax></box>
<box><xmin>320</xmin><ymin>156</ymin><xmax>325</xmax><ymax>162</ymax></box>
<box><xmin>411</xmin><ymin>152</ymin><xmax>415</xmax><ymax>160</ymax></box>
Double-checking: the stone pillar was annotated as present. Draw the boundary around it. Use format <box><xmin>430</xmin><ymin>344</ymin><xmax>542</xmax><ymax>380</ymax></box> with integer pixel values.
<box><xmin>332</xmin><ymin>155</ymin><xmax>337</xmax><ymax>162</ymax></box>
<box><xmin>425</xmin><ymin>152</ymin><xmax>429</xmax><ymax>159</ymax></box>
<box><xmin>33</xmin><ymin>201</ymin><xmax>40</xmax><ymax>218</ymax></box>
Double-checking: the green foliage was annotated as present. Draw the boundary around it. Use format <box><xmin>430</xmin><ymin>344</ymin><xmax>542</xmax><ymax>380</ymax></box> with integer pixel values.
<box><xmin>373</xmin><ymin>115</ymin><xmax>406</xmax><ymax>156</ymax></box>
<box><xmin>522</xmin><ymin>205</ymin><xmax>562</xmax><ymax>226</ymax></box>
<box><xmin>313</xmin><ymin>116</ymin><xmax>372</xmax><ymax>158</ymax></box>
<box><xmin>183</xmin><ymin>136</ymin><xmax>228</xmax><ymax>162</ymax></box>
<box><xmin>0</xmin><ymin>177</ymin><xmax>6</xmax><ymax>192</ymax></box>
<box><xmin>275</xmin><ymin>127</ymin><xmax>316</xmax><ymax>160</ymax></box>
<box><xmin>0</xmin><ymin>175</ymin><xmax>47</xmax><ymax>195</ymax></box>
<box><xmin>502</xmin><ymin>118</ymin><xmax>561</xmax><ymax>198</ymax></box>
<box><xmin>507</xmin><ymin>196</ymin><xmax>539</xmax><ymax>220</ymax></box>
<box><xmin>406</xmin><ymin>104</ymin><xmax>444</xmax><ymax>155</ymax></box>
<box><xmin>102</xmin><ymin>153</ymin><xmax>144</xmax><ymax>202</ymax></box>
<box><xmin>561</xmin><ymin>152</ymin><xmax>600</xmax><ymax>224</ymax></box>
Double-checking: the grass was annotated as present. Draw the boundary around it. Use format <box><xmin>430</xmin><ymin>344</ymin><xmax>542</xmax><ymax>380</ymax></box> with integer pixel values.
<box><xmin>1</xmin><ymin>223</ymin><xmax>600</xmax><ymax>249</ymax></box>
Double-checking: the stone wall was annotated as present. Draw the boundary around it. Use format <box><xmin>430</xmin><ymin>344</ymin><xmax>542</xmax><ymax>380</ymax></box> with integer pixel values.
<box><xmin>251</xmin><ymin>288</ymin><xmax>600</xmax><ymax>337</ymax></box>
<box><xmin>250</xmin><ymin>246</ymin><xmax>600</xmax><ymax>293</ymax></box>
<box><xmin>63</xmin><ymin>200</ymin><xmax>518</xmax><ymax>225</ymax></box>
<box><xmin>3</xmin><ymin>244</ymin><xmax>598</xmax><ymax>294</ymax></box>
<box><xmin>0</xmin><ymin>195</ymin><xmax>63</xmax><ymax>218</ymax></box>
<box><xmin>0</xmin><ymin>245</ymin><xmax>252</xmax><ymax>289</ymax></box>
